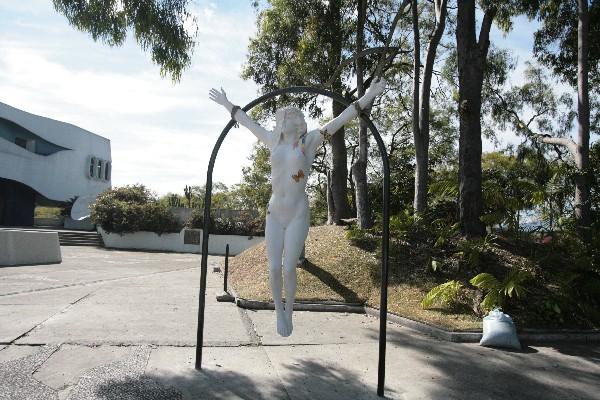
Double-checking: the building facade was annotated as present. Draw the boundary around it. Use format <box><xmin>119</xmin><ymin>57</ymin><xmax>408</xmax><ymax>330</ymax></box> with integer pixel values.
<box><xmin>0</xmin><ymin>101</ymin><xmax>111</xmax><ymax>226</ymax></box>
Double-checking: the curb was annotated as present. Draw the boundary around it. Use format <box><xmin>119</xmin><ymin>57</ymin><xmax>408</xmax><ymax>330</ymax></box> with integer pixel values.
<box><xmin>364</xmin><ymin>306</ymin><xmax>482</xmax><ymax>343</ymax></box>
<box><xmin>235</xmin><ymin>297</ymin><xmax>365</xmax><ymax>313</ymax></box>
<box><xmin>230</xmin><ymin>291</ymin><xmax>600</xmax><ymax>344</ymax></box>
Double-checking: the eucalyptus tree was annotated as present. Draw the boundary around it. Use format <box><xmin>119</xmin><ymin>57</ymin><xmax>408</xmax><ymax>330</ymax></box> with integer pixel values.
<box><xmin>52</xmin><ymin>0</ymin><xmax>197</xmax><ymax>81</ymax></box>
<box><xmin>454</xmin><ymin>1</ymin><xmax>526</xmax><ymax>238</ymax></box>
<box><xmin>410</xmin><ymin>0</ymin><xmax>448</xmax><ymax>215</ymax></box>
<box><xmin>352</xmin><ymin>0</ymin><xmax>372</xmax><ymax>228</ymax></box>
<box><xmin>242</xmin><ymin>0</ymin><xmax>357</xmax><ymax>224</ymax></box>
<box><xmin>522</xmin><ymin>0</ymin><xmax>599</xmax><ymax>228</ymax></box>
<box><xmin>242</xmin><ymin>0</ymin><xmax>414</xmax><ymax>225</ymax></box>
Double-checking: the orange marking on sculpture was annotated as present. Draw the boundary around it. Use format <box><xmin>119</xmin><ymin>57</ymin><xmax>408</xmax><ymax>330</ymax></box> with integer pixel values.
<box><xmin>292</xmin><ymin>169</ymin><xmax>305</xmax><ymax>182</ymax></box>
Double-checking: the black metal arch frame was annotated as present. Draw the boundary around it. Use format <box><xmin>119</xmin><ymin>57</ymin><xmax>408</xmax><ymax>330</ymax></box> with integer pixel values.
<box><xmin>195</xmin><ymin>86</ymin><xmax>391</xmax><ymax>397</ymax></box>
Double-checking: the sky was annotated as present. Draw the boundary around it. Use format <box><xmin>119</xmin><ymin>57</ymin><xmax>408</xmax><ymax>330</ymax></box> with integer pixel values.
<box><xmin>0</xmin><ymin>1</ymin><xmax>568</xmax><ymax>196</ymax></box>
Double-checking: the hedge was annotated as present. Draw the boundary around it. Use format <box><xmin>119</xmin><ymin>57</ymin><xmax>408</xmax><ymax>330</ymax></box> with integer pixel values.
<box><xmin>91</xmin><ymin>185</ymin><xmax>181</xmax><ymax>235</ymax></box>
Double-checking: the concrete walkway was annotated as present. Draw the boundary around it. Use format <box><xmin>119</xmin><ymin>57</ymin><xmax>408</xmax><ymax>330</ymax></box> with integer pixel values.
<box><xmin>0</xmin><ymin>247</ymin><xmax>598</xmax><ymax>399</ymax></box>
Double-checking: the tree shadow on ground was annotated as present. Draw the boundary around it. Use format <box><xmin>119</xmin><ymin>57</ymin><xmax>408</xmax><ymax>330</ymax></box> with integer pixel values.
<box><xmin>95</xmin><ymin>359</ymin><xmax>395</xmax><ymax>400</ymax></box>
<box><xmin>300</xmin><ymin>260</ymin><xmax>361</xmax><ymax>303</ymax></box>
<box><xmin>365</xmin><ymin>327</ymin><xmax>600</xmax><ymax>400</ymax></box>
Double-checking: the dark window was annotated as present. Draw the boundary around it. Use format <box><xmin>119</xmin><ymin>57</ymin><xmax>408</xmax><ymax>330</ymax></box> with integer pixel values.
<box><xmin>96</xmin><ymin>159</ymin><xmax>102</xmax><ymax>179</ymax></box>
<box><xmin>89</xmin><ymin>157</ymin><xmax>96</xmax><ymax>178</ymax></box>
<box><xmin>15</xmin><ymin>137</ymin><xmax>27</xmax><ymax>148</ymax></box>
<box><xmin>104</xmin><ymin>162</ymin><xmax>111</xmax><ymax>181</ymax></box>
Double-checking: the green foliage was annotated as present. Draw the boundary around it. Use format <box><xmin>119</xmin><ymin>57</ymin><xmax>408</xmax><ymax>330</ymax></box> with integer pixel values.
<box><xmin>456</xmin><ymin>234</ymin><xmax>497</xmax><ymax>269</ymax></box>
<box><xmin>421</xmin><ymin>280</ymin><xmax>464</xmax><ymax>309</ymax></box>
<box><xmin>432</xmin><ymin>219</ymin><xmax>460</xmax><ymax>249</ymax></box>
<box><xmin>470</xmin><ymin>270</ymin><xmax>532</xmax><ymax>311</ymax></box>
<box><xmin>164</xmin><ymin>193</ymin><xmax>183</xmax><ymax>208</ymax></box>
<box><xmin>242</xmin><ymin>0</ymin><xmax>358</xmax><ymax>115</ymax></box>
<box><xmin>186</xmin><ymin>209</ymin><xmax>265</xmax><ymax>236</ymax></box>
<box><xmin>90</xmin><ymin>185</ymin><xmax>180</xmax><ymax>235</ymax></box>
<box><xmin>235</xmin><ymin>143</ymin><xmax>272</xmax><ymax>216</ymax></box>
<box><xmin>52</xmin><ymin>0</ymin><xmax>197</xmax><ymax>81</ymax></box>
<box><xmin>525</xmin><ymin>0</ymin><xmax>600</xmax><ymax>92</ymax></box>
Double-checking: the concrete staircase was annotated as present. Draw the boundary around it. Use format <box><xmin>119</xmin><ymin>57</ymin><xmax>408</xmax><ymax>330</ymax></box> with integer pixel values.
<box><xmin>57</xmin><ymin>230</ymin><xmax>104</xmax><ymax>247</ymax></box>
<box><xmin>30</xmin><ymin>227</ymin><xmax>104</xmax><ymax>247</ymax></box>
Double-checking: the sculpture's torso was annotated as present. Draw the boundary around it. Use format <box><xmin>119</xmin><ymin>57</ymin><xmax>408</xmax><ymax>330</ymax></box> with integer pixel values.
<box><xmin>267</xmin><ymin>131</ymin><xmax>318</xmax><ymax>226</ymax></box>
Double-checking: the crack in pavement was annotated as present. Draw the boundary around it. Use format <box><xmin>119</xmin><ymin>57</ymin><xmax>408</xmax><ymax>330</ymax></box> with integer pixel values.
<box><xmin>4</xmin><ymin>292</ymin><xmax>96</xmax><ymax>346</ymax></box>
<box><xmin>0</xmin><ymin>266</ymin><xmax>198</xmax><ymax>298</ymax></box>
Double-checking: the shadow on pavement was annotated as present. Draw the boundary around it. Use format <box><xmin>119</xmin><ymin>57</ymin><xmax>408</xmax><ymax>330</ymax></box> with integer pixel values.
<box><xmin>366</xmin><ymin>327</ymin><xmax>600</xmax><ymax>400</ymax></box>
<box><xmin>96</xmin><ymin>359</ymin><xmax>393</xmax><ymax>400</ymax></box>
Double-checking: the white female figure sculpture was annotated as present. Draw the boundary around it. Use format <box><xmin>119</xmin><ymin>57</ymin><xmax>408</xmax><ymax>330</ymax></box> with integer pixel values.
<box><xmin>209</xmin><ymin>80</ymin><xmax>386</xmax><ymax>336</ymax></box>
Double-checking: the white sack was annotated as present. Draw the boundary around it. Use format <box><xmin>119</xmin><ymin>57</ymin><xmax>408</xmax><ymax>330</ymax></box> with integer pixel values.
<box><xmin>479</xmin><ymin>309</ymin><xmax>521</xmax><ymax>350</ymax></box>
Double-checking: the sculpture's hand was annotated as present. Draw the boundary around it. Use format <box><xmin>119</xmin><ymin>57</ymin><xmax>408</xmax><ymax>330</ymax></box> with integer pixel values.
<box><xmin>209</xmin><ymin>87</ymin><xmax>230</xmax><ymax>107</ymax></box>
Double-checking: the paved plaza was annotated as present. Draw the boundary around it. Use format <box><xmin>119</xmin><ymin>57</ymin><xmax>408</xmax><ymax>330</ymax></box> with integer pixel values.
<box><xmin>0</xmin><ymin>247</ymin><xmax>599</xmax><ymax>399</ymax></box>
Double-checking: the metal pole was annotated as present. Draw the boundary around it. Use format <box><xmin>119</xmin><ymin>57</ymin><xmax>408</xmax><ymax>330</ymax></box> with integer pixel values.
<box><xmin>194</xmin><ymin>87</ymin><xmax>390</xmax><ymax>397</ymax></box>
<box><xmin>195</xmin><ymin>119</ymin><xmax>235</xmax><ymax>370</ymax></box>
<box><xmin>224</xmin><ymin>244</ymin><xmax>229</xmax><ymax>293</ymax></box>
<box><xmin>375</xmin><ymin>129</ymin><xmax>390</xmax><ymax>397</ymax></box>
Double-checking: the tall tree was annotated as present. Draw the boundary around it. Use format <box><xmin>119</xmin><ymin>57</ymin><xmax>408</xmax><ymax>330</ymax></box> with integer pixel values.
<box><xmin>411</xmin><ymin>0</ymin><xmax>448</xmax><ymax>214</ymax></box>
<box><xmin>524</xmin><ymin>0</ymin><xmax>599</xmax><ymax>227</ymax></box>
<box><xmin>352</xmin><ymin>0</ymin><xmax>372</xmax><ymax>228</ymax></box>
<box><xmin>53</xmin><ymin>0</ymin><xmax>197</xmax><ymax>81</ymax></box>
<box><xmin>327</xmin><ymin>0</ymin><xmax>353</xmax><ymax>224</ymax></box>
<box><xmin>455</xmin><ymin>1</ymin><xmax>496</xmax><ymax>238</ymax></box>
<box><xmin>242</xmin><ymin>0</ymin><xmax>354</xmax><ymax>224</ymax></box>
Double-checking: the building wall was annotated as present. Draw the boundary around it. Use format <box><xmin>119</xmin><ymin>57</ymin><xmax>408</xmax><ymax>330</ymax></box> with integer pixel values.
<box><xmin>0</xmin><ymin>101</ymin><xmax>111</xmax><ymax>224</ymax></box>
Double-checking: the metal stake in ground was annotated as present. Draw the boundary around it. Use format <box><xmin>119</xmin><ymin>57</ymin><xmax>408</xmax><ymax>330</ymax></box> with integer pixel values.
<box><xmin>224</xmin><ymin>244</ymin><xmax>229</xmax><ymax>293</ymax></box>
<box><xmin>195</xmin><ymin>86</ymin><xmax>391</xmax><ymax>397</ymax></box>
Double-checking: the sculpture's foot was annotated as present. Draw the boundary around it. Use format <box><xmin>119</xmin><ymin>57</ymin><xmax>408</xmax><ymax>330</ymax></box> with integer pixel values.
<box><xmin>276</xmin><ymin>310</ymin><xmax>292</xmax><ymax>337</ymax></box>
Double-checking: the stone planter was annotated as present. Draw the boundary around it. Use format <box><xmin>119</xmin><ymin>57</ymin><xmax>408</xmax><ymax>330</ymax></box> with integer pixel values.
<box><xmin>97</xmin><ymin>227</ymin><xmax>263</xmax><ymax>255</ymax></box>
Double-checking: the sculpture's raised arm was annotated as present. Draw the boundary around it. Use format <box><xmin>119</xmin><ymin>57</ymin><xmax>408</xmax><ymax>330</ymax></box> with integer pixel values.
<box><xmin>209</xmin><ymin>87</ymin><xmax>273</xmax><ymax>147</ymax></box>
<box><xmin>319</xmin><ymin>79</ymin><xmax>386</xmax><ymax>139</ymax></box>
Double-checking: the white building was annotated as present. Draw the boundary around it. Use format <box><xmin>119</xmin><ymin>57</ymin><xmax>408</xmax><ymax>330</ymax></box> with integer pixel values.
<box><xmin>0</xmin><ymin>101</ymin><xmax>111</xmax><ymax>226</ymax></box>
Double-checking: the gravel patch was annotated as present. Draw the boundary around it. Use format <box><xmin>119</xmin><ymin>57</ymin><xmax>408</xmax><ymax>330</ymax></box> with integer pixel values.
<box><xmin>0</xmin><ymin>345</ymin><xmax>59</xmax><ymax>400</ymax></box>
<box><xmin>67</xmin><ymin>346</ymin><xmax>182</xmax><ymax>400</ymax></box>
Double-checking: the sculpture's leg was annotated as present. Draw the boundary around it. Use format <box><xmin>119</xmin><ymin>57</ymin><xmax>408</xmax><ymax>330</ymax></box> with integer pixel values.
<box><xmin>282</xmin><ymin>209</ymin><xmax>309</xmax><ymax>335</ymax></box>
<box><xmin>265</xmin><ymin>214</ymin><xmax>289</xmax><ymax>336</ymax></box>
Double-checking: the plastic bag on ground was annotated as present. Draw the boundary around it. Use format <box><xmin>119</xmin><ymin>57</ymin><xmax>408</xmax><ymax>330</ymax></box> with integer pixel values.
<box><xmin>479</xmin><ymin>308</ymin><xmax>521</xmax><ymax>350</ymax></box>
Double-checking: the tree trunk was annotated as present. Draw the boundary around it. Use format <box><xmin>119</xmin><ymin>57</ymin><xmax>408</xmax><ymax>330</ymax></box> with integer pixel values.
<box><xmin>327</xmin><ymin>0</ymin><xmax>351</xmax><ymax>225</ymax></box>
<box><xmin>411</xmin><ymin>0</ymin><xmax>424</xmax><ymax>214</ymax></box>
<box><xmin>456</xmin><ymin>0</ymin><xmax>495</xmax><ymax>238</ymax></box>
<box><xmin>575</xmin><ymin>0</ymin><xmax>590</xmax><ymax>227</ymax></box>
<box><xmin>414</xmin><ymin>0</ymin><xmax>448</xmax><ymax>215</ymax></box>
<box><xmin>329</xmin><ymin>99</ymin><xmax>352</xmax><ymax>224</ymax></box>
<box><xmin>351</xmin><ymin>0</ymin><xmax>372</xmax><ymax>229</ymax></box>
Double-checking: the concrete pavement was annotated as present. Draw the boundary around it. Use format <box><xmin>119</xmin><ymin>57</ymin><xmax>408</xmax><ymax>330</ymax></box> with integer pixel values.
<box><xmin>0</xmin><ymin>246</ymin><xmax>598</xmax><ymax>399</ymax></box>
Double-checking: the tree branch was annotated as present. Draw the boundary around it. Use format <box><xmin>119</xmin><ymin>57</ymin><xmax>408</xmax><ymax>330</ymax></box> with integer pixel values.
<box><xmin>324</xmin><ymin>46</ymin><xmax>407</xmax><ymax>88</ymax></box>
<box><xmin>537</xmin><ymin>135</ymin><xmax>578</xmax><ymax>156</ymax></box>
<box><xmin>478</xmin><ymin>7</ymin><xmax>496</xmax><ymax>55</ymax></box>
<box><xmin>373</xmin><ymin>0</ymin><xmax>412</xmax><ymax>80</ymax></box>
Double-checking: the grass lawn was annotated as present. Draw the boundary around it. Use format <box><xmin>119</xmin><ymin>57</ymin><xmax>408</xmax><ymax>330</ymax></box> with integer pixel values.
<box><xmin>229</xmin><ymin>225</ymin><xmax>482</xmax><ymax>331</ymax></box>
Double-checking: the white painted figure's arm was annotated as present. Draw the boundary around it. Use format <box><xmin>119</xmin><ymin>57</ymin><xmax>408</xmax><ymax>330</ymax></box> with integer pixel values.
<box><xmin>319</xmin><ymin>79</ymin><xmax>387</xmax><ymax>139</ymax></box>
<box><xmin>209</xmin><ymin>87</ymin><xmax>274</xmax><ymax>147</ymax></box>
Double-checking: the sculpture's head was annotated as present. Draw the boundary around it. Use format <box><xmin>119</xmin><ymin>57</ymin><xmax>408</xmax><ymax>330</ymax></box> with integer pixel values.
<box><xmin>275</xmin><ymin>106</ymin><xmax>307</xmax><ymax>142</ymax></box>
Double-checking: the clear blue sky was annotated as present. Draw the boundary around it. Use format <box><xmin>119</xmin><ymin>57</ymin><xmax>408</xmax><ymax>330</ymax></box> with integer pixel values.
<box><xmin>0</xmin><ymin>2</ymin><xmax>570</xmax><ymax>195</ymax></box>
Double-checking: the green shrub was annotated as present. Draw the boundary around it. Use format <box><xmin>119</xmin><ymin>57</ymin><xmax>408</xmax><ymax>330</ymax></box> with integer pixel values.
<box><xmin>91</xmin><ymin>185</ymin><xmax>181</xmax><ymax>235</ymax></box>
<box><xmin>421</xmin><ymin>280</ymin><xmax>464</xmax><ymax>309</ymax></box>
<box><xmin>186</xmin><ymin>209</ymin><xmax>265</xmax><ymax>236</ymax></box>
<box><xmin>469</xmin><ymin>270</ymin><xmax>532</xmax><ymax>312</ymax></box>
